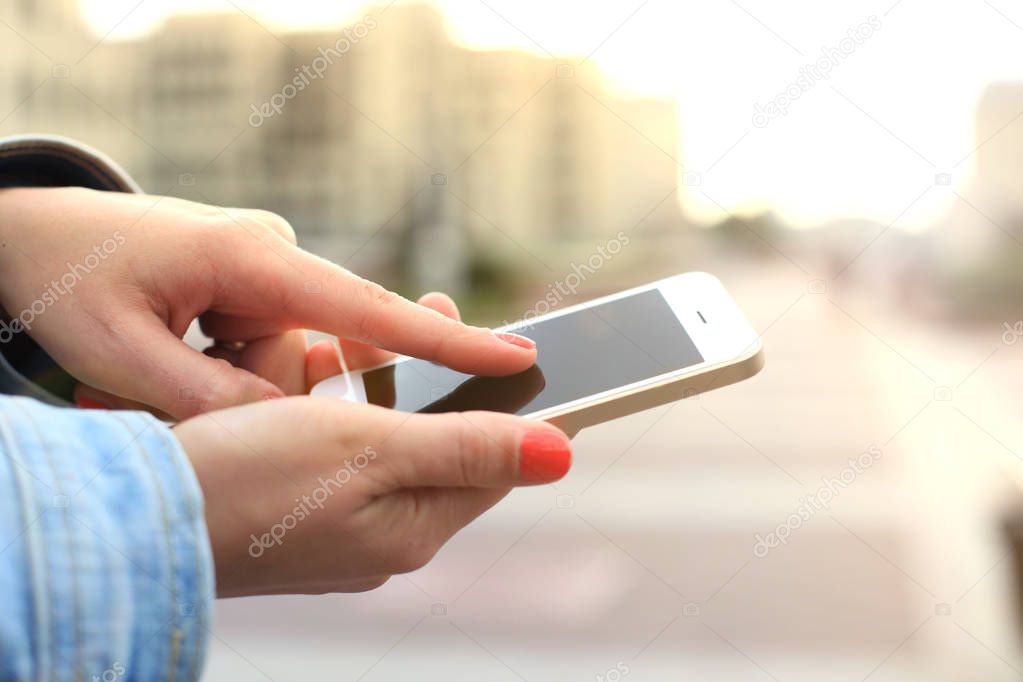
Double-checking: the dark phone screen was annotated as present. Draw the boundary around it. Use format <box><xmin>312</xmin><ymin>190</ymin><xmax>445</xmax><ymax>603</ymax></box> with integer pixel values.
<box><xmin>363</xmin><ymin>289</ymin><xmax>704</xmax><ymax>415</ymax></box>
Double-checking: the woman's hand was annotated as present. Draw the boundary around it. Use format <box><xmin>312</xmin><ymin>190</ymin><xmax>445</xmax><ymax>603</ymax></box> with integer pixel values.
<box><xmin>0</xmin><ymin>187</ymin><xmax>535</xmax><ymax>418</ymax></box>
<box><xmin>174</xmin><ymin>397</ymin><xmax>572</xmax><ymax>596</ymax></box>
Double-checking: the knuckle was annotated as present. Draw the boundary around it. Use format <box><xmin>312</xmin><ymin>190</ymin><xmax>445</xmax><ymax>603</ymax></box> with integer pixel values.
<box><xmin>453</xmin><ymin>421</ymin><xmax>493</xmax><ymax>486</ymax></box>
<box><xmin>200</xmin><ymin>215</ymin><xmax>247</xmax><ymax>252</ymax></box>
<box><xmin>353</xmin><ymin>278</ymin><xmax>402</xmax><ymax>335</ymax></box>
<box><xmin>385</xmin><ymin>536</ymin><xmax>437</xmax><ymax>575</ymax></box>
<box><xmin>391</xmin><ymin>539</ymin><xmax>436</xmax><ymax>574</ymax></box>
<box><xmin>203</xmin><ymin>209</ymin><xmax>297</xmax><ymax>249</ymax></box>
<box><xmin>361</xmin><ymin>278</ymin><xmax>400</xmax><ymax>308</ymax></box>
<box><xmin>248</xmin><ymin>209</ymin><xmax>298</xmax><ymax>244</ymax></box>
<box><xmin>188</xmin><ymin>360</ymin><xmax>242</xmax><ymax>413</ymax></box>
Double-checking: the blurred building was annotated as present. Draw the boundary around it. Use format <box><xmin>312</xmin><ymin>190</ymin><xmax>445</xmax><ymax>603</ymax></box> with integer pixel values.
<box><xmin>974</xmin><ymin>82</ymin><xmax>1023</xmax><ymax>220</ymax></box>
<box><xmin>916</xmin><ymin>82</ymin><xmax>1023</xmax><ymax>314</ymax></box>
<box><xmin>0</xmin><ymin>2</ymin><xmax>684</xmax><ymax>292</ymax></box>
<box><xmin>927</xmin><ymin>83</ymin><xmax>1023</xmax><ymax>263</ymax></box>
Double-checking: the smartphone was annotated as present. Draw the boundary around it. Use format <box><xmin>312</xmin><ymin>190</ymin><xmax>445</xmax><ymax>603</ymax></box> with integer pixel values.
<box><xmin>311</xmin><ymin>272</ymin><xmax>764</xmax><ymax>435</ymax></box>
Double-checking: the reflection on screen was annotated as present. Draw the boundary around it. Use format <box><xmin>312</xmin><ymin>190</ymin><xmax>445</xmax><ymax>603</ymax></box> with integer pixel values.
<box><xmin>363</xmin><ymin>289</ymin><xmax>704</xmax><ymax>415</ymax></box>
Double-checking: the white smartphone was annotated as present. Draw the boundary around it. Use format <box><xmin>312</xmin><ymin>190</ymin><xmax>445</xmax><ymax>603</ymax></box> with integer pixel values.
<box><xmin>311</xmin><ymin>272</ymin><xmax>764</xmax><ymax>435</ymax></box>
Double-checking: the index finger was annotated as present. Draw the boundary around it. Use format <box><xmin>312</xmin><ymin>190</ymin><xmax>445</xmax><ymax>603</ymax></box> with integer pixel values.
<box><xmin>225</xmin><ymin>239</ymin><xmax>537</xmax><ymax>376</ymax></box>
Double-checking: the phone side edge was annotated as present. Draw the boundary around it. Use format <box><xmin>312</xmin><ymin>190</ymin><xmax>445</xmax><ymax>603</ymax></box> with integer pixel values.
<box><xmin>539</xmin><ymin>344</ymin><xmax>765</xmax><ymax>437</ymax></box>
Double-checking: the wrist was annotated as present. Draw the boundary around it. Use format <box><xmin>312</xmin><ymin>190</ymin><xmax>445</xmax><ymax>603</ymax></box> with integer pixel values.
<box><xmin>173</xmin><ymin>415</ymin><xmax>254</xmax><ymax>598</ymax></box>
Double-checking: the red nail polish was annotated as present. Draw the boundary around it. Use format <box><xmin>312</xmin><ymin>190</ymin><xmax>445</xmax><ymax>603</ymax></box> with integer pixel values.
<box><xmin>519</xmin><ymin>430</ymin><xmax>571</xmax><ymax>482</ymax></box>
<box><xmin>76</xmin><ymin>399</ymin><xmax>108</xmax><ymax>410</ymax></box>
<box><xmin>495</xmin><ymin>332</ymin><xmax>536</xmax><ymax>350</ymax></box>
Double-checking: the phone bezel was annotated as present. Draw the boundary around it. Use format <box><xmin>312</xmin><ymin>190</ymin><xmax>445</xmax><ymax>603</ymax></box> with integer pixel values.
<box><xmin>310</xmin><ymin>271</ymin><xmax>763</xmax><ymax>422</ymax></box>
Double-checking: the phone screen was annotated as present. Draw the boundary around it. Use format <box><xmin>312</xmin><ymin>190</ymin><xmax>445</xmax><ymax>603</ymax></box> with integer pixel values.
<box><xmin>362</xmin><ymin>288</ymin><xmax>704</xmax><ymax>415</ymax></box>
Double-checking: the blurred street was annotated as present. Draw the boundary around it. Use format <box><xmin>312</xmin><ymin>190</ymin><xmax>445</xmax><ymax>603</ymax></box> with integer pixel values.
<box><xmin>205</xmin><ymin>263</ymin><xmax>1023</xmax><ymax>681</ymax></box>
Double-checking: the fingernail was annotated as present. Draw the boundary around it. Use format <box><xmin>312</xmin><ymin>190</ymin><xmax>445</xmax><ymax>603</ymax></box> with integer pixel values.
<box><xmin>76</xmin><ymin>398</ymin><xmax>108</xmax><ymax>410</ymax></box>
<box><xmin>263</xmin><ymin>393</ymin><xmax>282</xmax><ymax>401</ymax></box>
<box><xmin>494</xmin><ymin>332</ymin><xmax>536</xmax><ymax>350</ymax></box>
<box><xmin>519</xmin><ymin>430</ymin><xmax>572</xmax><ymax>483</ymax></box>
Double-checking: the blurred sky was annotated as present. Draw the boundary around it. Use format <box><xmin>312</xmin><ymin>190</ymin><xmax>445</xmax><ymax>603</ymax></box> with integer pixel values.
<box><xmin>79</xmin><ymin>0</ymin><xmax>1023</xmax><ymax>231</ymax></box>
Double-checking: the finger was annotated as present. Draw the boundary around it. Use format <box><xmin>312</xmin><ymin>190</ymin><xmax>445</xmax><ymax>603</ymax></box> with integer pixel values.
<box><xmin>99</xmin><ymin>318</ymin><xmax>284</xmax><ymax>419</ymax></box>
<box><xmin>203</xmin><ymin>315</ymin><xmax>395</xmax><ymax>371</ymax></box>
<box><xmin>223</xmin><ymin>207</ymin><xmax>298</xmax><ymax>245</ymax></box>
<box><xmin>198</xmin><ymin>292</ymin><xmax>462</xmax><ymax>369</ymax></box>
<box><xmin>204</xmin><ymin>332</ymin><xmax>307</xmax><ymax>395</ymax></box>
<box><xmin>73</xmin><ymin>383</ymin><xmax>123</xmax><ymax>410</ymax></box>
<box><xmin>374</xmin><ymin>411</ymin><xmax>572</xmax><ymax>489</ymax></box>
<box><xmin>305</xmin><ymin>340</ymin><xmax>342</xmax><ymax>391</ymax></box>
<box><xmin>415</xmin><ymin>291</ymin><xmax>461</xmax><ymax>321</ymax></box>
<box><xmin>336</xmin><ymin>338</ymin><xmax>393</xmax><ymax>373</ymax></box>
<box><xmin>237</xmin><ymin>330</ymin><xmax>308</xmax><ymax>396</ymax></box>
<box><xmin>206</xmin><ymin>244</ymin><xmax>535</xmax><ymax>375</ymax></box>
<box><xmin>203</xmin><ymin>345</ymin><xmax>241</xmax><ymax>366</ymax></box>
<box><xmin>337</xmin><ymin>292</ymin><xmax>462</xmax><ymax>371</ymax></box>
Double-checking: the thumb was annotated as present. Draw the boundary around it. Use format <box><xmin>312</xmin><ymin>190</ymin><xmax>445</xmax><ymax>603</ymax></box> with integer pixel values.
<box><xmin>98</xmin><ymin>319</ymin><xmax>283</xmax><ymax>419</ymax></box>
<box><xmin>375</xmin><ymin>410</ymin><xmax>572</xmax><ymax>489</ymax></box>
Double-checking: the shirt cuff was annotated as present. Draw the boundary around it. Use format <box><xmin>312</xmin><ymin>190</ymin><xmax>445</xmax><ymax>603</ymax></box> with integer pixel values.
<box><xmin>0</xmin><ymin>396</ymin><xmax>214</xmax><ymax>681</ymax></box>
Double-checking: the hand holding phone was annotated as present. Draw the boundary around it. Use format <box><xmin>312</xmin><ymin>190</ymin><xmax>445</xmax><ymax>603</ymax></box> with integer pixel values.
<box><xmin>176</xmin><ymin>393</ymin><xmax>573</xmax><ymax>596</ymax></box>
